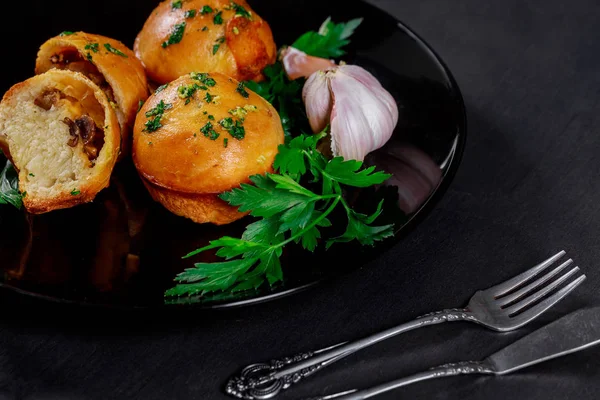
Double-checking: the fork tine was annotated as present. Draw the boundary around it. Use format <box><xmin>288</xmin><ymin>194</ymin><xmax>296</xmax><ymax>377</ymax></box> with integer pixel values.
<box><xmin>496</xmin><ymin>259</ymin><xmax>573</xmax><ymax>307</ymax></box>
<box><xmin>507</xmin><ymin>274</ymin><xmax>586</xmax><ymax>330</ymax></box>
<box><xmin>504</xmin><ymin>267</ymin><xmax>581</xmax><ymax>315</ymax></box>
<box><xmin>491</xmin><ymin>250</ymin><xmax>566</xmax><ymax>298</ymax></box>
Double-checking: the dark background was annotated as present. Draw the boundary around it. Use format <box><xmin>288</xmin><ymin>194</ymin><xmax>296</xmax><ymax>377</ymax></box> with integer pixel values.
<box><xmin>2</xmin><ymin>0</ymin><xmax>600</xmax><ymax>399</ymax></box>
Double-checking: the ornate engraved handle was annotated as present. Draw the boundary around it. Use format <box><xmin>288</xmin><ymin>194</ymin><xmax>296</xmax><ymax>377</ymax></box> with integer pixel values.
<box><xmin>225</xmin><ymin>309</ymin><xmax>476</xmax><ymax>399</ymax></box>
<box><xmin>307</xmin><ymin>361</ymin><xmax>495</xmax><ymax>400</ymax></box>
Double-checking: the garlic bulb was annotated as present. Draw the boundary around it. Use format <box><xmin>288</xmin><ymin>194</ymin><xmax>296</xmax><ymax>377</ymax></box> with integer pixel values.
<box><xmin>302</xmin><ymin>64</ymin><xmax>399</xmax><ymax>162</ymax></box>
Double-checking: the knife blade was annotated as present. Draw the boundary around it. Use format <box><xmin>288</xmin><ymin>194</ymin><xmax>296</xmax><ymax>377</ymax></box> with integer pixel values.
<box><xmin>487</xmin><ymin>307</ymin><xmax>600</xmax><ymax>375</ymax></box>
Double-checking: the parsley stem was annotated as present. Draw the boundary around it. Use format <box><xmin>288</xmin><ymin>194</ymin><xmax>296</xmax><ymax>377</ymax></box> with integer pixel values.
<box><xmin>276</xmin><ymin>195</ymin><xmax>341</xmax><ymax>248</ymax></box>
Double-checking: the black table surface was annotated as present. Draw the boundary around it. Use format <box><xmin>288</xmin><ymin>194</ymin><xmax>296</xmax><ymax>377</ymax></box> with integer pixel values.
<box><xmin>2</xmin><ymin>0</ymin><xmax>600</xmax><ymax>399</ymax></box>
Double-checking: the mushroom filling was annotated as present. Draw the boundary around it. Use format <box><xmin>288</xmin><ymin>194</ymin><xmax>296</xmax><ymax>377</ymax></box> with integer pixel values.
<box><xmin>50</xmin><ymin>49</ymin><xmax>117</xmax><ymax>105</ymax></box>
<box><xmin>62</xmin><ymin>115</ymin><xmax>105</xmax><ymax>163</ymax></box>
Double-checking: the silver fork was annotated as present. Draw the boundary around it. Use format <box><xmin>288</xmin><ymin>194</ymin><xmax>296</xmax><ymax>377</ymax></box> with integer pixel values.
<box><xmin>225</xmin><ymin>250</ymin><xmax>586</xmax><ymax>400</ymax></box>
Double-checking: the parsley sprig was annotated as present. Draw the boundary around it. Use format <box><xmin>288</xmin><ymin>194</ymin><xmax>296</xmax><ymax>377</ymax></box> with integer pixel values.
<box><xmin>0</xmin><ymin>156</ymin><xmax>23</xmax><ymax>209</ymax></box>
<box><xmin>292</xmin><ymin>17</ymin><xmax>363</xmax><ymax>58</ymax></box>
<box><xmin>165</xmin><ymin>131</ymin><xmax>393</xmax><ymax>297</ymax></box>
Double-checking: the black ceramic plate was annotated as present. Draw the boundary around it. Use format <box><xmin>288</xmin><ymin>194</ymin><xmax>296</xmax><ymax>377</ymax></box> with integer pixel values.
<box><xmin>0</xmin><ymin>0</ymin><xmax>466</xmax><ymax>309</ymax></box>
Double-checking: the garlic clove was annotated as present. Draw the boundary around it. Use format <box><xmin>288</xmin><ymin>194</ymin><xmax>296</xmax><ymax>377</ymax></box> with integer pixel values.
<box><xmin>281</xmin><ymin>46</ymin><xmax>337</xmax><ymax>80</ymax></box>
<box><xmin>328</xmin><ymin>66</ymin><xmax>399</xmax><ymax>161</ymax></box>
<box><xmin>302</xmin><ymin>70</ymin><xmax>334</xmax><ymax>134</ymax></box>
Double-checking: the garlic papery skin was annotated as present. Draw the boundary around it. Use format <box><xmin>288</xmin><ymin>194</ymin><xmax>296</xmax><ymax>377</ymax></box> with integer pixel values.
<box><xmin>302</xmin><ymin>70</ymin><xmax>334</xmax><ymax>133</ymax></box>
<box><xmin>281</xmin><ymin>46</ymin><xmax>337</xmax><ymax>80</ymax></box>
<box><xmin>302</xmin><ymin>64</ymin><xmax>399</xmax><ymax>161</ymax></box>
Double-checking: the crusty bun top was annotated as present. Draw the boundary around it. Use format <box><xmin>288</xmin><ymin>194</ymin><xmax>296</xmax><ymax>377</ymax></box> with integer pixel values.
<box><xmin>133</xmin><ymin>72</ymin><xmax>284</xmax><ymax>194</ymax></box>
<box><xmin>35</xmin><ymin>31</ymin><xmax>149</xmax><ymax>153</ymax></box>
<box><xmin>134</xmin><ymin>0</ymin><xmax>277</xmax><ymax>84</ymax></box>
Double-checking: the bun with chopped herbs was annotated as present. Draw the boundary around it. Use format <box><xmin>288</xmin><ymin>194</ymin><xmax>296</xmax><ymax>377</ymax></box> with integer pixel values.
<box><xmin>132</xmin><ymin>72</ymin><xmax>284</xmax><ymax>225</ymax></box>
<box><xmin>35</xmin><ymin>31</ymin><xmax>149</xmax><ymax>158</ymax></box>
<box><xmin>134</xmin><ymin>0</ymin><xmax>277</xmax><ymax>85</ymax></box>
<box><xmin>0</xmin><ymin>69</ymin><xmax>121</xmax><ymax>214</ymax></box>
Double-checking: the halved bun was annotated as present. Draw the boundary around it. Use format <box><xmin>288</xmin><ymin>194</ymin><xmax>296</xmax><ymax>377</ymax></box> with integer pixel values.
<box><xmin>134</xmin><ymin>0</ymin><xmax>276</xmax><ymax>84</ymax></box>
<box><xmin>35</xmin><ymin>31</ymin><xmax>149</xmax><ymax>157</ymax></box>
<box><xmin>0</xmin><ymin>69</ymin><xmax>121</xmax><ymax>214</ymax></box>
<box><xmin>133</xmin><ymin>72</ymin><xmax>284</xmax><ymax>224</ymax></box>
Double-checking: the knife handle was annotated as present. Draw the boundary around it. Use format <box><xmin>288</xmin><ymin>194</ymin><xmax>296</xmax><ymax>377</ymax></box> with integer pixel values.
<box><xmin>310</xmin><ymin>361</ymin><xmax>495</xmax><ymax>400</ymax></box>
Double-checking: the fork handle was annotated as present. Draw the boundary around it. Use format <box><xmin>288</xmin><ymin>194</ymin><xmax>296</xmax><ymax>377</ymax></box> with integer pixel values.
<box><xmin>225</xmin><ymin>309</ymin><xmax>476</xmax><ymax>399</ymax></box>
<box><xmin>309</xmin><ymin>361</ymin><xmax>495</xmax><ymax>400</ymax></box>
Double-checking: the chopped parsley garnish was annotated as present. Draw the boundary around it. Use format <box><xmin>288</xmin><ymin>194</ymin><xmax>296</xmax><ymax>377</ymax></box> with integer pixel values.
<box><xmin>223</xmin><ymin>138</ymin><xmax>229</xmax><ymax>147</ymax></box>
<box><xmin>202</xmin><ymin>26</ymin><xmax>208</xmax><ymax>31</ymax></box>
<box><xmin>236</xmin><ymin>82</ymin><xmax>250</xmax><ymax>98</ymax></box>
<box><xmin>212</xmin><ymin>36</ymin><xmax>226</xmax><ymax>55</ymax></box>
<box><xmin>162</xmin><ymin>22</ymin><xmax>186</xmax><ymax>48</ymax></box>
<box><xmin>213</xmin><ymin>11</ymin><xmax>223</xmax><ymax>24</ymax></box>
<box><xmin>200</xmin><ymin>5</ymin><xmax>213</xmax><ymax>14</ymax></box>
<box><xmin>28</xmin><ymin>173</ymin><xmax>35</xmax><ymax>177</ymax></box>
<box><xmin>204</xmin><ymin>92</ymin><xmax>216</xmax><ymax>103</ymax></box>
<box><xmin>208</xmin><ymin>114</ymin><xmax>215</xmax><ymax>120</ymax></box>
<box><xmin>71</xmin><ymin>189</ymin><xmax>81</xmax><ymax>196</ymax></box>
<box><xmin>203</xmin><ymin>111</ymin><xmax>208</xmax><ymax>115</ymax></box>
<box><xmin>59</xmin><ymin>31</ymin><xmax>76</xmax><ymax>36</ymax></box>
<box><xmin>219</xmin><ymin>117</ymin><xmax>245</xmax><ymax>140</ymax></box>
<box><xmin>228</xmin><ymin>104</ymin><xmax>257</xmax><ymax>120</ymax></box>
<box><xmin>104</xmin><ymin>43</ymin><xmax>128</xmax><ymax>57</ymax></box>
<box><xmin>227</xmin><ymin>2</ymin><xmax>252</xmax><ymax>19</ymax></box>
<box><xmin>172</xmin><ymin>0</ymin><xmax>183</xmax><ymax>9</ymax></box>
<box><xmin>178</xmin><ymin>83</ymin><xmax>202</xmax><ymax>104</ymax></box>
<box><xmin>155</xmin><ymin>83</ymin><xmax>169</xmax><ymax>93</ymax></box>
<box><xmin>190</xmin><ymin>72</ymin><xmax>216</xmax><ymax>87</ymax></box>
<box><xmin>143</xmin><ymin>100</ymin><xmax>172</xmax><ymax>132</ymax></box>
<box><xmin>233</xmin><ymin>27</ymin><xmax>240</xmax><ymax>35</ymax></box>
<box><xmin>200</xmin><ymin>121</ymin><xmax>219</xmax><ymax>140</ymax></box>
<box><xmin>85</xmin><ymin>53</ymin><xmax>94</xmax><ymax>62</ymax></box>
<box><xmin>137</xmin><ymin>100</ymin><xmax>145</xmax><ymax>112</ymax></box>
<box><xmin>84</xmin><ymin>43</ymin><xmax>99</xmax><ymax>53</ymax></box>
<box><xmin>185</xmin><ymin>9</ymin><xmax>197</xmax><ymax>18</ymax></box>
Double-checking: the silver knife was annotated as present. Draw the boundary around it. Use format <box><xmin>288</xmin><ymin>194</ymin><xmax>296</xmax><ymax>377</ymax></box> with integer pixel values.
<box><xmin>309</xmin><ymin>307</ymin><xmax>600</xmax><ymax>400</ymax></box>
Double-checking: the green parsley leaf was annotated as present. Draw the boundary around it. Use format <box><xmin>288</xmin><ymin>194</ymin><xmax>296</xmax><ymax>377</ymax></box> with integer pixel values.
<box><xmin>292</xmin><ymin>17</ymin><xmax>363</xmax><ymax>58</ymax></box>
<box><xmin>219</xmin><ymin>117</ymin><xmax>245</xmax><ymax>139</ymax></box>
<box><xmin>71</xmin><ymin>189</ymin><xmax>81</xmax><ymax>196</ymax></box>
<box><xmin>236</xmin><ymin>82</ymin><xmax>250</xmax><ymax>98</ymax></box>
<box><xmin>84</xmin><ymin>43</ymin><xmax>99</xmax><ymax>53</ymax></box>
<box><xmin>324</xmin><ymin>157</ymin><xmax>391</xmax><ymax>187</ymax></box>
<box><xmin>59</xmin><ymin>31</ymin><xmax>76</xmax><ymax>36</ymax></box>
<box><xmin>177</xmin><ymin>83</ymin><xmax>201</xmax><ymax>103</ymax></box>
<box><xmin>104</xmin><ymin>43</ymin><xmax>128</xmax><ymax>57</ymax></box>
<box><xmin>223</xmin><ymin>138</ymin><xmax>229</xmax><ymax>147</ymax></box>
<box><xmin>244</xmin><ymin>62</ymin><xmax>307</xmax><ymax>139</ymax></box>
<box><xmin>162</xmin><ymin>22</ymin><xmax>186</xmax><ymax>48</ymax></box>
<box><xmin>200</xmin><ymin>121</ymin><xmax>219</xmax><ymax>140</ymax></box>
<box><xmin>213</xmin><ymin>10</ymin><xmax>223</xmax><ymax>24</ymax></box>
<box><xmin>172</xmin><ymin>0</ymin><xmax>183</xmax><ymax>9</ymax></box>
<box><xmin>0</xmin><ymin>159</ymin><xmax>23</xmax><ymax>209</ymax></box>
<box><xmin>143</xmin><ymin>100</ymin><xmax>172</xmax><ymax>132</ymax></box>
<box><xmin>202</xmin><ymin>26</ymin><xmax>208</xmax><ymax>31</ymax></box>
<box><xmin>137</xmin><ymin>99</ymin><xmax>145</xmax><ymax>112</ymax></box>
<box><xmin>327</xmin><ymin>200</ymin><xmax>394</xmax><ymax>248</ymax></box>
<box><xmin>227</xmin><ymin>2</ymin><xmax>252</xmax><ymax>19</ymax></box>
<box><xmin>190</xmin><ymin>72</ymin><xmax>216</xmax><ymax>86</ymax></box>
<box><xmin>200</xmin><ymin>5</ymin><xmax>213</xmax><ymax>14</ymax></box>
<box><xmin>185</xmin><ymin>9</ymin><xmax>196</xmax><ymax>18</ymax></box>
<box><xmin>212</xmin><ymin>36</ymin><xmax>226</xmax><ymax>55</ymax></box>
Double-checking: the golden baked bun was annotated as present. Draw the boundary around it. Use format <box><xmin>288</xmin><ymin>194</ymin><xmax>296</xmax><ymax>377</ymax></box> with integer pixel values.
<box><xmin>134</xmin><ymin>0</ymin><xmax>277</xmax><ymax>84</ymax></box>
<box><xmin>133</xmin><ymin>72</ymin><xmax>284</xmax><ymax>224</ymax></box>
<box><xmin>0</xmin><ymin>69</ymin><xmax>121</xmax><ymax>214</ymax></box>
<box><xmin>35</xmin><ymin>31</ymin><xmax>149</xmax><ymax>157</ymax></box>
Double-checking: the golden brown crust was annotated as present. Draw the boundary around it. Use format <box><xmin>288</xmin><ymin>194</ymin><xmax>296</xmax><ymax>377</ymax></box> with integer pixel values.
<box><xmin>142</xmin><ymin>177</ymin><xmax>247</xmax><ymax>225</ymax></box>
<box><xmin>132</xmin><ymin>72</ymin><xmax>284</xmax><ymax>195</ymax></box>
<box><xmin>0</xmin><ymin>70</ymin><xmax>121</xmax><ymax>214</ymax></box>
<box><xmin>35</xmin><ymin>32</ymin><xmax>149</xmax><ymax>158</ymax></box>
<box><xmin>134</xmin><ymin>0</ymin><xmax>277</xmax><ymax>84</ymax></box>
